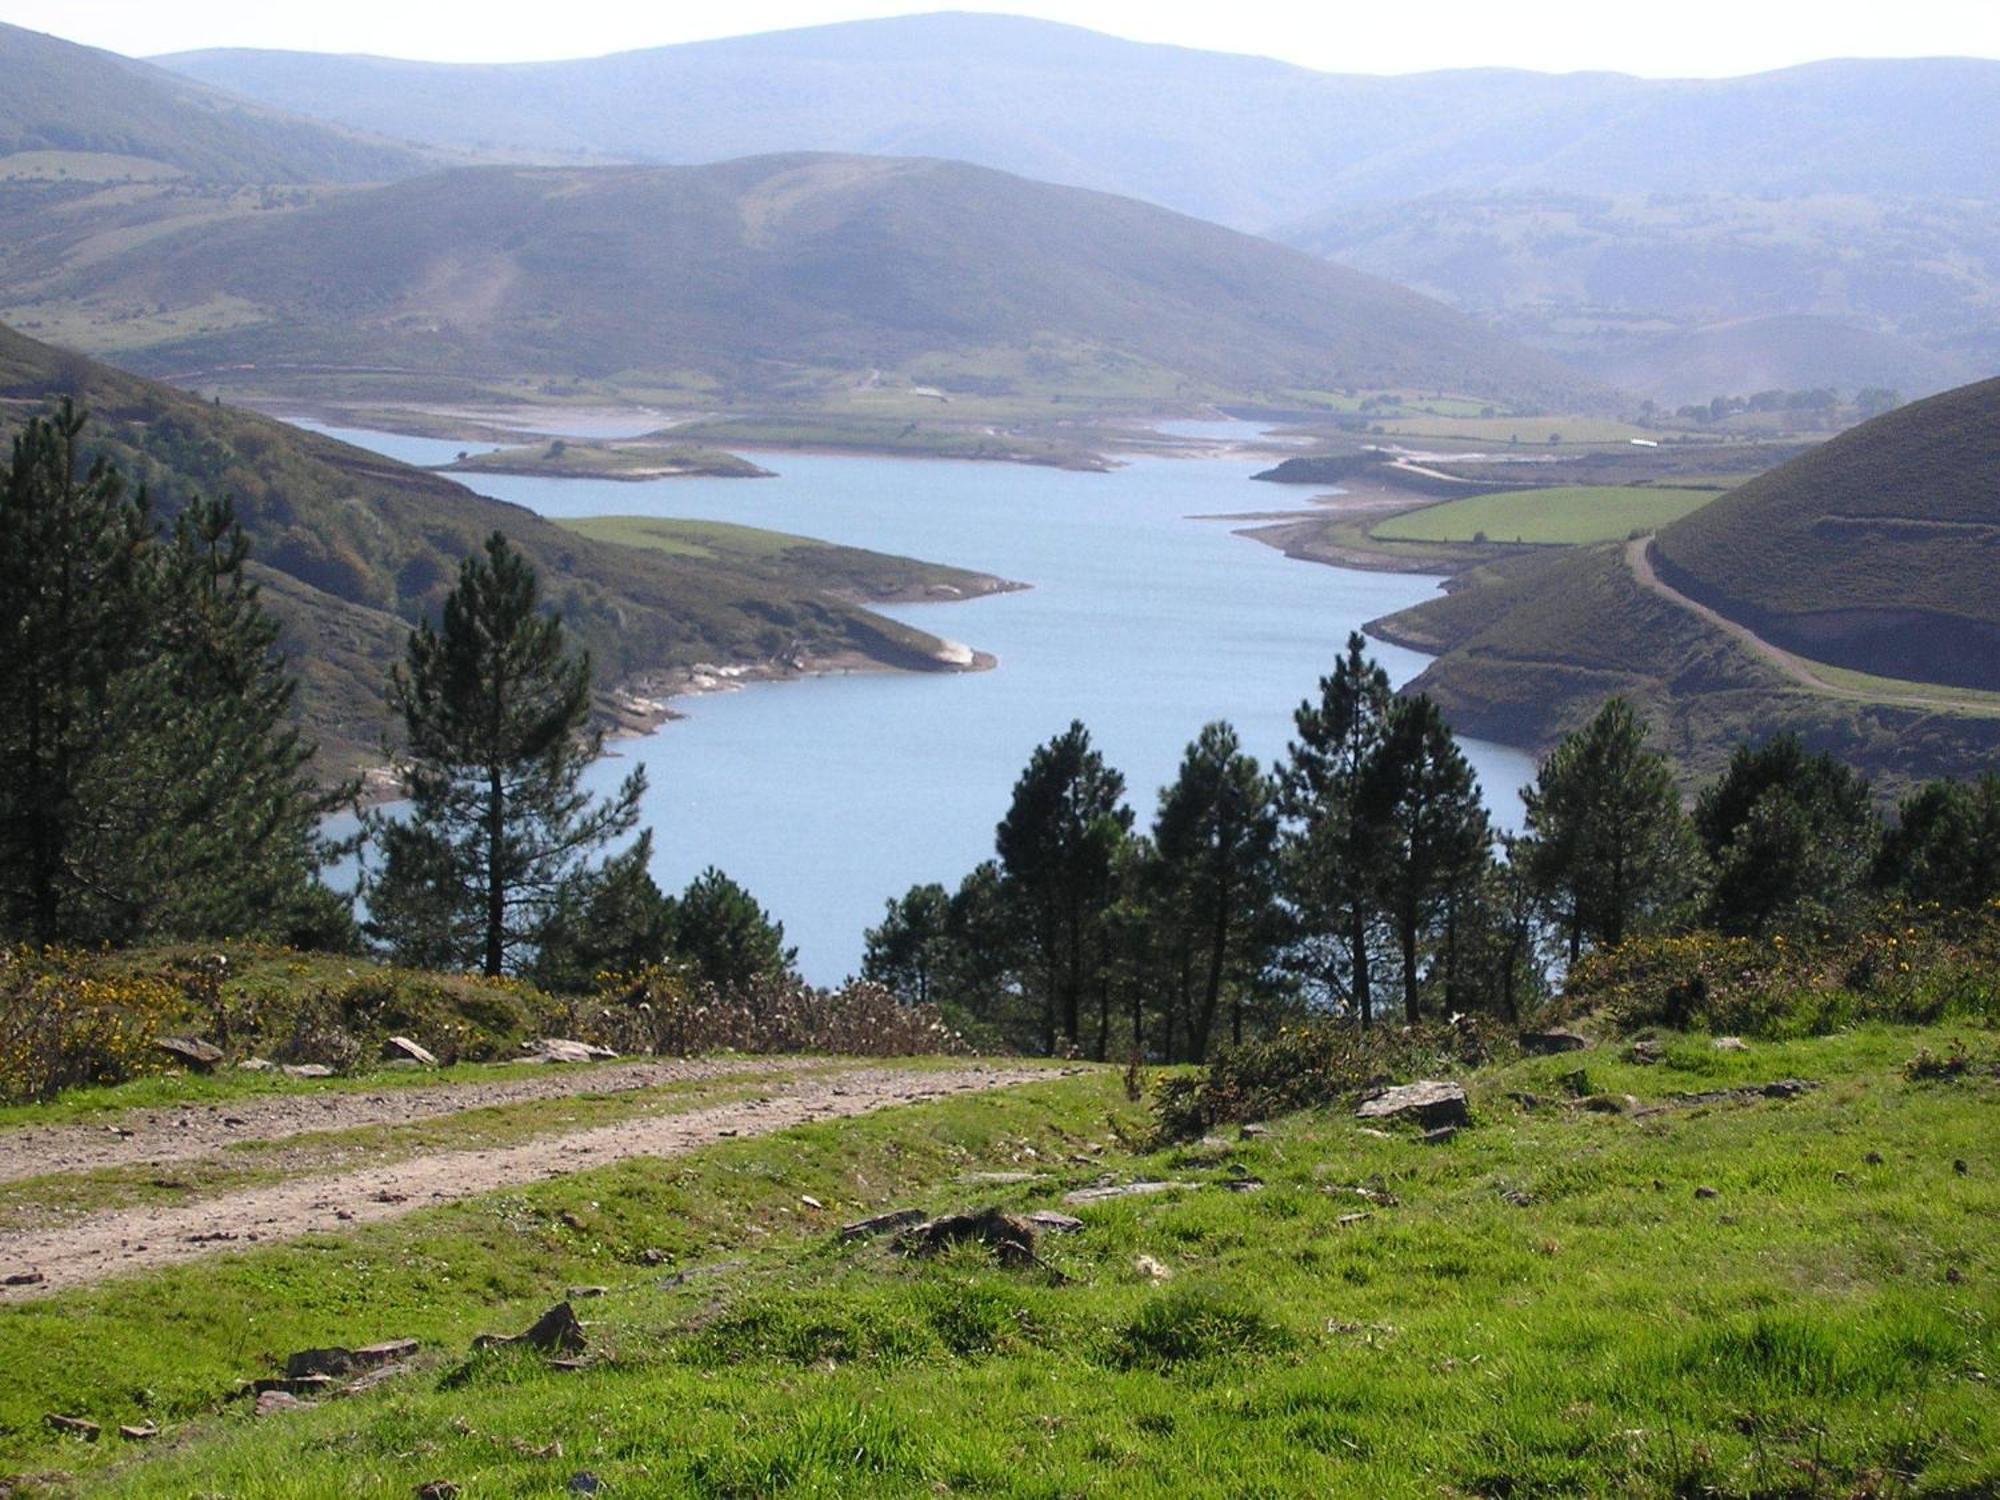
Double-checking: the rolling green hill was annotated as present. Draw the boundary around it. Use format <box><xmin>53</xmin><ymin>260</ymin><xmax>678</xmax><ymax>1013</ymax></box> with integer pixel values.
<box><xmin>1370</xmin><ymin>380</ymin><xmax>2000</xmax><ymax>789</ymax></box>
<box><xmin>0</xmin><ymin>324</ymin><xmax>1007</xmax><ymax>776</ymax></box>
<box><xmin>1652</xmin><ymin>376</ymin><xmax>2000</xmax><ymax>689</ymax></box>
<box><xmin>0</xmin><ymin>22</ymin><xmax>428</xmax><ymax>184</ymax></box>
<box><xmin>8</xmin><ymin>154</ymin><xmax>1600</xmax><ymax>412</ymax></box>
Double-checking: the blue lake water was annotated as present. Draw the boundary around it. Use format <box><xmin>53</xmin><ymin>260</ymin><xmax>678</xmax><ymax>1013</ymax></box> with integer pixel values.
<box><xmin>308</xmin><ymin>424</ymin><xmax>1537</xmax><ymax>983</ymax></box>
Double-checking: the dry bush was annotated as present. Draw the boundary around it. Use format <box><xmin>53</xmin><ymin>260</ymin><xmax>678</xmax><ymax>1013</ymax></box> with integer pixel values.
<box><xmin>570</xmin><ymin>966</ymin><xmax>973</xmax><ymax>1058</ymax></box>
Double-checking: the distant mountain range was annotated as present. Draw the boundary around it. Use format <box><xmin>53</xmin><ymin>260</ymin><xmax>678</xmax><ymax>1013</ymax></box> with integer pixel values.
<box><xmin>153</xmin><ymin>16</ymin><xmax>2000</xmax><ymax>225</ymax></box>
<box><xmin>148</xmin><ymin>13</ymin><xmax>2000</xmax><ymax>400</ymax></box>
<box><xmin>6</xmin><ymin>153</ymin><xmax>1597</xmax><ymax>410</ymax></box>
<box><xmin>0</xmin><ymin>21</ymin><xmax>428</xmax><ymax>183</ymax></box>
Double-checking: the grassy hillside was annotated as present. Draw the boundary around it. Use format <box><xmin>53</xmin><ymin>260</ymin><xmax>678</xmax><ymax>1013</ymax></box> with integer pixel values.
<box><xmin>1372</xmin><ymin>545</ymin><xmax>2000</xmax><ymax>793</ymax></box>
<box><xmin>1</xmin><ymin>1018</ymin><xmax>1994</xmax><ymax>1494</ymax></box>
<box><xmin>1652</xmin><ymin>377</ymin><xmax>2000</xmax><ymax>689</ymax></box>
<box><xmin>0</xmin><ymin>324</ymin><xmax>1007</xmax><ymax>776</ymax></box>
<box><xmin>0</xmin><ymin>22</ymin><xmax>427</xmax><ymax>184</ymax></box>
<box><xmin>9</xmin><ymin>154</ymin><xmax>1601</xmax><ymax>413</ymax></box>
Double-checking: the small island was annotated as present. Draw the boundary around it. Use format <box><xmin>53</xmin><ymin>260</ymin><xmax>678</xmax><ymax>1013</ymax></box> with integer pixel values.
<box><xmin>443</xmin><ymin>437</ymin><xmax>776</xmax><ymax>481</ymax></box>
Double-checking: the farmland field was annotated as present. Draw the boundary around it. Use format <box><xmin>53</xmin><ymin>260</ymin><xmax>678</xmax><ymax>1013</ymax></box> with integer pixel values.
<box><xmin>1373</xmin><ymin>485</ymin><xmax>1724</xmax><ymax>545</ymax></box>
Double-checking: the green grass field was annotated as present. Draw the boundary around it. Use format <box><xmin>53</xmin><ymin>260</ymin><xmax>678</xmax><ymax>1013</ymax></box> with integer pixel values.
<box><xmin>3</xmin><ymin>1025</ymin><xmax>1993</xmax><ymax>1497</ymax></box>
<box><xmin>1374</xmin><ymin>485</ymin><xmax>1724</xmax><ymax>545</ymax></box>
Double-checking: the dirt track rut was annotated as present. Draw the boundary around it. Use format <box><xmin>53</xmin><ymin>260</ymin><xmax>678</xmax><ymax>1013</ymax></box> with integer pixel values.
<box><xmin>0</xmin><ymin>1061</ymin><xmax>1062</xmax><ymax>1298</ymax></box>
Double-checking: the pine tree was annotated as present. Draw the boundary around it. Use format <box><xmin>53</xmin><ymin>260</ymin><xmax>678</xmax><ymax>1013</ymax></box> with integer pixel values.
<box><xmin>1372</xmin><ymin>693</ymin><xmax>1492</xmax><ymax>1024</ymax></box>
<box><xmin>529</xmin><ymin>830</ymin><xmax>674</xmax><ymax>992</ymax></box>
<box><xmin>671</xmin><ymin>866</ymin><xmax>796</xmax><ymax>992</ymax></box>
<box><xmin>0</xmin><ymin>404</ymin><xmax>342</xmax><ymax>945</ymax></box>
<box><xmin>1695</xmin><ymin>735</ymin><xmax>1877</xmax><ymax>933</ymax></box>
<box><xmin>1518</xmin><ymin>698</ymin><xmax>1702</xmax><ymax>964</ymax></box>
<box><xmin>1150</xmin><ymin>721</ymin><xmax>1281</xmax><ymax>1059</ymax></box>
<box><xmin>995</xmin><ymin>721</ymin><xmax>1133</xmax><ymax>1056</ymax></box>
<box><xmin>1277</xmin><ymin>633</ymin><xmax>1396</xmax><ymax>1027</ymax></box>
<box><xmin>1876</xmin><ymin>775</ymin><xmax>2000</xmax><ymax>910</ymax></box>
<box><xmin>862</xmin><ymin>883</ymin><xmax>954</xmax><ymax>1007</ymax></box>
<box><xmin>370</xmin><ymin>532</ymin><xmax>643</xmax><ymax>975</ymax></box>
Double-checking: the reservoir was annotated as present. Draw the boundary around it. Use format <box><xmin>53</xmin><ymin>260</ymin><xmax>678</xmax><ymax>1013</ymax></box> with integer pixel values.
<box><xmin>308</xmin><ymin>424</ymin><xmax>1538</xmax><ymax>982</ymax></box>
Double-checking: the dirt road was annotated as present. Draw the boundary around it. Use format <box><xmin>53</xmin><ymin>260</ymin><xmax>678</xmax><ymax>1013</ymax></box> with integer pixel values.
<box><xmin>0</xmin><ymin>1060</ymin><xmax>1063</xmax><ymax>1298</ymax></box>
<box><xmin>1626</xmin><ymin>537</ymin><xmax>1989</xmax><ymax>715</ymax></box>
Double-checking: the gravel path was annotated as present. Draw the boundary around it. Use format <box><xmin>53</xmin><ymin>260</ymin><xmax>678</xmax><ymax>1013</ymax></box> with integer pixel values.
<box><xmin>0</xmin><ymin>1056</ymin><xmax>828</xmax><ymax>1185</ymax></box>
<box><xmin>0</xmin><ymin>1061</ymin><xmax>1062</xmax><ymax>1298</ymax></box>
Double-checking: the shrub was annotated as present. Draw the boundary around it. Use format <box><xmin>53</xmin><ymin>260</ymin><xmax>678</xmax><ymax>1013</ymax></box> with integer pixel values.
<box><xmin>0</xmin><ymin>947</ymin><xmax>186</xmax><ymax>1102</ymax></box>
<box><xmin>1563</xmin><ymin>902</ymin><xmax>2000</xmax><ymax>1039</ymax></box>
<box><xmin>1153</xmin><ymin>1015</ymin><xmax>1498</xmax><ymax>1140</ymax></box>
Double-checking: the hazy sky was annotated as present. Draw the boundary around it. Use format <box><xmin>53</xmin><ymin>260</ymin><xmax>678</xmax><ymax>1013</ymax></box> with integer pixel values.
<box><xmin>8</xmin><ymin>0</ymin><xmax>2000</xmax><ymax>77</ymax></box>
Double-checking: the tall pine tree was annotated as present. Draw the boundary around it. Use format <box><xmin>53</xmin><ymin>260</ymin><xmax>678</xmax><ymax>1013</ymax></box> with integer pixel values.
<box><xmin>1518</xmin><ymin>698</ymin><xmax>1701</xmax><ymax>964</ymax></box>
<box><xmin>370</xmin><ymin>532</ymin><xmax>643</xmax><ymax>975</ymax></box>
<box><xmin>1277</xmin><ymin>633</ymin><xmax>1396</xmax><ymax>1027</ymax></box>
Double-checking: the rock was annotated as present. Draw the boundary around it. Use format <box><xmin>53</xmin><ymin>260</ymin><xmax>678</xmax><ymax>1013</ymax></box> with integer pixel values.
<box><xmin>799</xmin><ymin>1195</ymin><xmax>823</xmax><ymax>1211</ymax></box>
<box><xmin>640</xmin><ymin>1248</ymin><xmax>669</xmax><ymax>1266</ymax></box>
<box><xmin>1713</xmin><ymin>1036</ymin><xmax>1749</xmax><ymax>1052</ymax></box>
<box><xmin>254</xmin><ymin>1390</ymin><xmax>310</xmax><ymax>1417</ymax></box>
<box><xmin>568</xmin><ymin>1475</ymin><xmax>605</xmax><ymax>1495</ymax></box>
<box><xmin>119</xmin><ymin>1422</ymin><xmax>158</xmax><ymax>1441</ymax></box>
<box><xmin>1237</xmin><ymin>1123</ymin><xmax>1268</xmax><ymax>1140</ymax></box>
<box><xmin>567</xmin><ymin>1286</ymin><xmax>609</xmax><ymax>1300</ymax></box>
<box><xmin>1337</xmin><ymin>1212</ymin><xmax>1372</xmax><ymax>1227</ymax></box>
<box><xmin>416</xmin><ymin>1483</ymin><xmax>460</xmax><ymax>1500</ymax></box>
<box><xmin>1866</xmin><ymin>1151</ymin><xmax>1885</xmax><ymax>1166</ymax></box>
<box><xmin>1628</xmin><ymin>1039</ymin><xmax>1665</xmax><ymax>1065</ymax></box>
<box><xmin>1758</xmin><ymin>1079</ymin><xmax>1813</xmax><ymax>1099</ymax></box>
<box><xmin>1694</xmin><ymin>1185</ymin><xmax>1720</xmax><ymax>1200</ymax></box>
<box><xmin>1520</xmin><ymin>1030</ymin><xmax>1590</xmax><ymax>1055</ymax></box>
<box><xmin>4</xmin><ymin>1271</ymin><xmax>45</xmax><ymax>1286</ymax></box>
<box><xmin>474</xmin><ymin>1301</ymin><xmax>587</xmax><ymax>1355</ymax></box>
<box><xmin>1025</xmin><ymin>1211</ymin><xmax>1084</xmax><ymax>1234</ymax></box>
<box><xmin>1062</xmin><ymin>1180</ymin><xmax>1197</xmax><ymax>1205</ymax></box>
<box><xmin>1581</xmin><ymin>1094</ymin><xmax>1639</xmax><ymax>1115</ymax></box>
<box><xmin>1354</xmin><ymin>1080</ymin><xmax>1469</xmax><ymax>1129</ymax></box>
<box><xmin>383</xmin><ymin>1036</ymin><xmax>437</xmax><ymax>1067</ymax></box>
<box><xmin>899</xmin><ymin>1208</ymin><xmax>1042</xmax><ymax>1268</ymax></box>
<box><xmin>1134</xmin><ymin>1254</ymin><xmax>1172</xmax><ymax>1282</ymax></box>
<box><xmin>45</xmin><ymin>1413</ymin><xmax>100</xmax><ymax>1441</ymax></box>
<box><xmin>355</xmin><ymin>1339</ymin><xmax>419</xmax><ymax>1368</ymax></box>
<box><xmin>237</xmin><ymin>1057</ymin><xmax>275</xmax><ymax>1072</ymax></box>
<box><xmin>523</xmin><ymin>1038</ymin><xmax>617</xmax><ymax>1064</ymax></box>
<box><xmin>959</xmin><ymin>1170</ymin><xmax>1041</xmax><ymax>1185</ymax></box>
<box><xmin>283</xmin><ymin>1063</ymin><xmax>334</xmax><ymax>1079</ymax></box>
<box><xmin>840</xmin><ymin>1208</ymin><xmax>928</xmax><ymax>1242</ymax></box>
<box><xmin>1503</xmin><ymin>1189</ymin><xmax>1536</xmax><ymax>1208</ymax></box>
<box><xmin>153</xmin><ymin>1036</ymin><xmax>223</xmax><ymax>1072</ymax></box>
<box><xmin>1422</xmin><ymin>1126</ymin><xmax>1459</xmax><ymax>1144</ymax></box>
<box><xmin>1223</xmin><ymin>1177</ymin><xmax>1265</xmax><ymax>1191</ymax></box>
<box><xmin>285</xmin><ymin>1348</ymin><xmax>354</xmax><ymax>1380</ymax></box>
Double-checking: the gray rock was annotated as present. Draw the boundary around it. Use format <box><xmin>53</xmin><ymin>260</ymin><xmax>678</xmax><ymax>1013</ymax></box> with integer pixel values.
<box><xmin>1062</xmin><ymin>1180</ymin><xmax>1198</xmax><ymax>1205</ymax></box>
<box><xmin>1355</xmin><ymin>1080</ymin><xmax>1469</xmax><ymax>1129</ymax></box>
<box><xmin>1712</xmin><ymin>1036</ymin><xmax>1749</xmax><ymax>1052</ymax></box>
<box><xmin>45</xmin><ymin>1413</ymin><xmax>100</xmax><ymax>1441</ymax></box>
<box><xmin>153</xmin><ymin>1036</ymin><xmax>223</xmax><ymax>1071</ymax></box>
<box><xmin>1694</xmin><ymin>1185</ymin><xmax>1720</xmax><ymax>1200</ymax></box>
<box><xmin>1025</xmin><ymin>1211</ymin><xmax>1084</xmax><ymax>1234</ymax></box>
<box><xmin>384</xmin><ymin>1036</ymin><xmax>438</xmax><ymax>1067</ymax></box>
<box><xmin>1520</xmin><ymin>1031</ymin><xmax>1590</xmax><ymax>1055</ymax></box>
<box><xmin>282</xmin><ymin>1063</ymin><xmax>334</xmax><ymax>1079</ymax></box>
<box><xmin>1237</xmin><ymin>1123</ymin><xmax>1269</xmax><ymax>1140</ymax></box>
<box><xmin>1422</xmin><ymin>1125</ymin><xmax>1459</xmax><ymax>1144</ymax></box>
<box><xmin>237</xmin><ymin>1057</ymin><xmax>275</xmax><ymax>1072</ymax></box>
<box><xmin>474</xmin><ymin>1302</ymin><xmax>586</xmax><ymax>1355</ymax></box>
<box><xmin>840</xmin><ymin>1208</ymin><xmax>928</xmax><ymax>1241</ymax></box>
<box><xmin>119</xmin><ymin>1422</ymin><xmax>158</xmax><ymax>1441</ymax></box>
<box><xmin>254</xmin><ymin>1390</ymin><xmax>310</xmax><ymax>1417</ymax></box>
<box><xmin>524</xmin><ymin>1038</ymin><xmax>617</xmax><ymax>1064</ymax></box>
<box><xmin>1628</xmin><ymin>1039</ymin><xmax>1666</xmax><ymax>1065</ymax></box>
